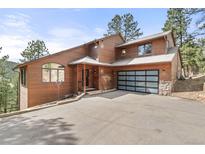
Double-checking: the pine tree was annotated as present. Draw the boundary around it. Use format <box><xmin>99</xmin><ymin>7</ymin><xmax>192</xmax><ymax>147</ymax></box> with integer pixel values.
<box><xmin>181</xmin><ymin>40</ymin><xmax>204</xmax><ymax>77</ymax></box>
<box><xmin>0</xmin><ymin>47</ymin><xmax>11</xmax><ymax>113</ymax></box>
<box><xmin>20</xmin><ymin>40</ymin><xmax>49</xmax><ymax>62</ymax></box>
<box><xmin>0</xmin><ymin>47</ymin><xmax>19</xmax><ymax>113</ymax></box>
<box><xmin>162</xmin><ymin>8</ymin><xmax>192</xmax><ymax>47</ymax></box>
<box><xmin>106</xmin><ymin>13</ymin><xmax>143</xmax><ymax>42</ymax></box>
<box><xmin>188</xmin><ymin>8</ymin><xmax>205</xmax><ymax>36</ymax></box>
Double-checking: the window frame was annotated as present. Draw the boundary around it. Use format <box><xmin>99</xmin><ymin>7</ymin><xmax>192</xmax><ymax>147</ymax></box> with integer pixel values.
<box><xmin>42</xmin><ymin>63</ymin><xmax>65</xmax><ymax>83</ymax></box>
<box><xmin>20</xmin><ymin>67</ymin><xmax>27</xmax><ymax>87</ymax></box>
<box><xmin>137</xmin><ymin>43</ymin><xmax>152</xmax><ymax>56</ymax></box>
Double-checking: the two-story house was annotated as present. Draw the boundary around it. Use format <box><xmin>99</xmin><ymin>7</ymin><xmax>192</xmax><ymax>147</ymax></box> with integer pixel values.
<box><xmin>17</xmin><ymin>30</ymin><xmax>182</xmax><ymax>109</ymax></box>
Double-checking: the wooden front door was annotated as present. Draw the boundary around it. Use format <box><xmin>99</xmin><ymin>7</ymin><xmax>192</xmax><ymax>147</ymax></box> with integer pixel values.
<box><xmin>82</xmin><ymin>69</ymin><xmax>89</xmax><ymax>87</ymax></box>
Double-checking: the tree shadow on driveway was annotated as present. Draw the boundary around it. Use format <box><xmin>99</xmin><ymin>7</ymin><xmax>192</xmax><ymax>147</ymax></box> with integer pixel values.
<box><xmin>0</xmin><ymin>116</ymin><xmax>78</xmax><ymax>145</ymax></box>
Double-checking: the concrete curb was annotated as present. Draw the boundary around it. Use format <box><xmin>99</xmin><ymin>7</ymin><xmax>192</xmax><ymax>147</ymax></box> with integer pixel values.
<box><xmin>87</xmin><ymin>89</ymin><xmax>117</xmax><ymax>96</ymax></box>
<box><xmin>0</xmin><ymin>93</ymin><xmax>85</xmax><ymax>119</ymax></box>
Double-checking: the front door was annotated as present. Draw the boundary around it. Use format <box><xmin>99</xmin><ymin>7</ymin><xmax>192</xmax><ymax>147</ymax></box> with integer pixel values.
<box><xmin>82</xmin><ymin>69</ymin><xmax>89</xmax><ymax>87</ymax></box>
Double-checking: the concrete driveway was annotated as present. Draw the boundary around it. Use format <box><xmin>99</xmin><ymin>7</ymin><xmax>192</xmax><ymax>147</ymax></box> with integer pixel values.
<box><xmin>1</xmin><ymin>90</ymin><xmax>205</xmax><ymax>144</ymax></box>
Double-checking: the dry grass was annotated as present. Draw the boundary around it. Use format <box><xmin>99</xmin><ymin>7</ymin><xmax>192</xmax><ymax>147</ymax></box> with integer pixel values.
<box><xmin>172</xmin><ymin>91</ymin><xmax>205</xmax><ymax>103</ymax></box>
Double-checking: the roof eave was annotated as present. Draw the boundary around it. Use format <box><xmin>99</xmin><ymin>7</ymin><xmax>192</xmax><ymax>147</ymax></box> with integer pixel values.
<box><xmin>16</xmin><ymin>33</ymin><xmax>123</xmax><ymax>68</ymax></box>
<box><xmin>112</xmin><ymin>61</ymin><xmax>173</xmax><ymax>67</ymax></box>
<box><xmin>116</xmin><ymin>30</ymin><xmax>172</xmax><ymax>48</ymax></box>
<box><xmin>116</xmin><ymin>36</ymin><xmax>165</xmax><ymax>48</ymax></box>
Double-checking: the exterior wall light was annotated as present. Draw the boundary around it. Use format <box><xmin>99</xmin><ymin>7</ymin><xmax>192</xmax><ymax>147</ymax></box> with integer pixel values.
<box><xmin>122</xmin><ymin>49</ymin><xmax>126</xmax><ymax>55</ymax></box>
<box><xmin>94</xmin><ymin>40</ymin><xmax>98</xmax><ymax>48</ymax></box>
<box><xmin>100</xmin><ymin>40</ymin><xmax>104</xmax><ymax>48</ymax></box>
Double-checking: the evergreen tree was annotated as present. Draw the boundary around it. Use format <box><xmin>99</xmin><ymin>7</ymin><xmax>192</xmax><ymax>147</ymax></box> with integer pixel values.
<box><xmin>0</xmin><ymin>47</ymin><xmax>19</xmax><ymax>113</ymax></box>
<box><xmin>180</xmin><ymin>40</ymin><xmax>204</xmax><ymax>76</ymax></box>
<box><xmin>188</xmin><ymin>8</ymin><xmax>205</xmax><ymax>36</ymax></box>
<box><xmin>162</xmin><ymin>8</ymin><xmax>192</xmax><ymax>47</ymax></box>
<box><xmin>106</xmin><ymin>13</ymin><xmax>143</xmax><ymax>42</ymax></box>
<box><xmin>20</xmin><ymin>40</ymin><xmax>49</xmax><ymax>62</ymax></box>
<box><xmin>0</xmin><ymin>47</ymin><xmax>11</xmax><ymax>113</ymax></box>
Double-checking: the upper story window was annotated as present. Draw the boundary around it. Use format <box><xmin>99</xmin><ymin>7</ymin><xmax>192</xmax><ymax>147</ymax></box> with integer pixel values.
<box><xmin>42</xmin><ymin>63</ymin><xmax>65</xmax><ymax>83</ymax></box>
<box><xmin>20</xmin><ymin>67</ymin><xmax>26</xmax><ymax>86</ymax></box>
<box><xmin>138</xmin><ymin>43</ymin><xmax>152</xmax><ymax>56</ymax></box>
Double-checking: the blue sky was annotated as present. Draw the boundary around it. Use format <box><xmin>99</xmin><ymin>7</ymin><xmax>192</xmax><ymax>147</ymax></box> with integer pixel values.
<box><xmin>0</xmin><ymin>8</ymin><xmax>169</xmax><ymax>62</ymax></box>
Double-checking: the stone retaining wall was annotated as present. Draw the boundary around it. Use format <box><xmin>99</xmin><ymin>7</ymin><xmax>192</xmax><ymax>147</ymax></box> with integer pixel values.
<box><xmin>159</xmin><ymin>80</ymin><xmax>172</xmax><ymax>96</ymax></box>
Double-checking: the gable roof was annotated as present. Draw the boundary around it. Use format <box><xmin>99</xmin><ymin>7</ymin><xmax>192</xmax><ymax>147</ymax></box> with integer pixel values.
<box><xmin>16</xmin><ymin>33</ymin><xmax>124</xmax><ymax>68</ymax></box>
<box><xmin>116</xmin><ymin>30</ymin><xmax>173</xmax><ymax>48</ymax></box>
<box><xmin>69</xmin><ymin>56</ymin><xmax>111</xmax><ymax>66</ymax></box>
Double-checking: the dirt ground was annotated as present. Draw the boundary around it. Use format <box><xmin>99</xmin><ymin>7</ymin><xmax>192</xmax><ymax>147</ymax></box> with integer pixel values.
<box><xmin>172</xmin><ymin>91</ymin><xmax>205</xmax><ymax>103</ymax></box>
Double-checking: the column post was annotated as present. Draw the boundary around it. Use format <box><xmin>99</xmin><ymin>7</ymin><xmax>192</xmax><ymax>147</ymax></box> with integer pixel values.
<box><xmin>84</xmin><ymin>64</ymin><xmax>86</xmax><ymax>93</ymax></box>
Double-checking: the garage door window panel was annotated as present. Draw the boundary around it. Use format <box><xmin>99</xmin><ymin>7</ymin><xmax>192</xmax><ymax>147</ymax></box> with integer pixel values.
<box><xmin>118</xmin><ymin>76</ymin><xmax>126</xmax><ymax>80</ymax></box>
<box><xmin>118</xmin><ymin>72</ymin><xmax>126</xmax><ymax>75</ymax></box>
<box><xmin>127</xmin><ymin>76</ymin><xmax>135</xmax><ymax>81</ymax></box>
<box><xmin>126</xmin><ymin>71</ymin><xmax>135</xmax><ymax>75</ymax></box>
<box><xmin>135</xmin><ymin>71</ymin><xmax>145</xmax><ymax>75</ymax></box>
<box><xmin>126</xmin><ymin>86</ymin><xmax>135</xmax><ymax>91</ymax></box>
<box><xmin>136</xmin><ymin>76</ymin><xmax>145</xmax><ymax>81</ymax></box>
<box><xmin>146</xmin><ymin>76</ymin><xmax>158</xmax><ymax>82</ymax></box>
<box><xmin>146</xmin><ymin>82</ymin><xmax>158</xmax><ymax>88</ymax></box>
<box><xmin>117</xmin><ymin>70</ymin><xmax>159</xmax><ymax>94</ymax></box>
<box><xmin>127</xmin><ymin>81</ymin><xmax>135</xmax><ymax>86</ymax></box>
<box><xmin>136</xmin><ymin>87</ymin><xmax>146</xmax><ymax>92</ymax></box>
<box><xmin>136</xmin><ymin>82</ymin><xmax>145</xmax><ymax>87</ymax></box>
<box><xmin>118</xmin><ymin>81</ymin><xmax>126</xmax><ymax>85</ymax></box>
<box><xmin>146</xmin><ymin>88</ymin><xmax>158</xmax><ymax>94</ymax></box>
<box><xmin>118</xmin><ymin>86</ymin><xmax>126</xmax><ymax>90</ymax></box>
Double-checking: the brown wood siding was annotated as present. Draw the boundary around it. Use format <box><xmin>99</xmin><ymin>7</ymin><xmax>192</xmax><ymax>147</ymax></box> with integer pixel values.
<box><xmin>99</xmin><ymin>35</ymin><xmax>124</xmax><ymax>63</ymax></box>
<box><xmin>25</xmin><ymin>35</ymin><xmax>124</xmax><ymax>107</ymax></box>
<box><xmin>87</xmin><ymin>44</ymin><xmax>100</xmax><ymax>60</ymax></box>
<box><xmin>19</xmin><ymin>33</ymin><xmax>178</xmax><ymax>108</ymax></box>
<box><xmin>93</xmin><ymin>66</ymin><xmax>99</xmax><ymax>90</ymax></box>
<box><xmin>115</xmin><ymin>37</ymin><xmax>166</xmax><ymax>60</ymax></box>
<box><xmin>171</xmin><ymin>52</ymin><xmax>181</xmax><ymax>82</ymax></box>
<box><xmin>99</xmin><ymin>66</ymin><xmax>114</xmax><ymax>90</ymax></box>
<box><xmin>27</xmin><ymin>46</ymin><xmax>87</xmax><ymax>107</ymax></box>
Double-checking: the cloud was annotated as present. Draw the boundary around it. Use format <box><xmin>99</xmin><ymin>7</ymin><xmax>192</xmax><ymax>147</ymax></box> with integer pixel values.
<box><xmin>49</xmin><ymin>27</ymin><xmax>89</xmax><ymax>39</ymax></box>
<box><xmin>4</xmin><ymin>14</ymin><xmax>29</xmax><ymax>28</ymax></box>
<box><xmin>2</xmin><ymin>13</ymin><xmax>32</xmax><ymax>34</ymax></box>
<box><xmin>0</xmin><ymin>12</ymin><xmax>105</xmax><ymax>62</ymax></box>
<box><xmin>94</xmin><ymin>27</ymin><xmax>106</xmax><ymax>35</ymax></box>
<box><xmin>0</xmin><ymin>13</ymin><xmax>41</xmax><ymax>62</ymax></box>
<box><xmin>46</xmin><ymin>26</ymin><xmax>104</xmax><ymax>53</ymax></box>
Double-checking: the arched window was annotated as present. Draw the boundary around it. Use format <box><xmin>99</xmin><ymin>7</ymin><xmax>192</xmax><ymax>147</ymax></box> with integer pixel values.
<box><xmin>42</xmin><ymin>63</ymin><xmax>65</xmax><ymax>82</ymax></box>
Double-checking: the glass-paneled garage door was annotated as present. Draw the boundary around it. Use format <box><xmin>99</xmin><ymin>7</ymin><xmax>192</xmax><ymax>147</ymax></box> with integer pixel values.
<box><xmin>117</xmin><ymin>70</ymin><xmax>159</xmax><ymax>94</ymax></box>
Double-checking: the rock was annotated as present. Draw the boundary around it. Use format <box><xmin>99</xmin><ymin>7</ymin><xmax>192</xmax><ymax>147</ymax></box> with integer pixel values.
<box><xmin>159</xmin><ymin>80</ymin><xmax>172</xmax><ymax>96</ymax></box>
